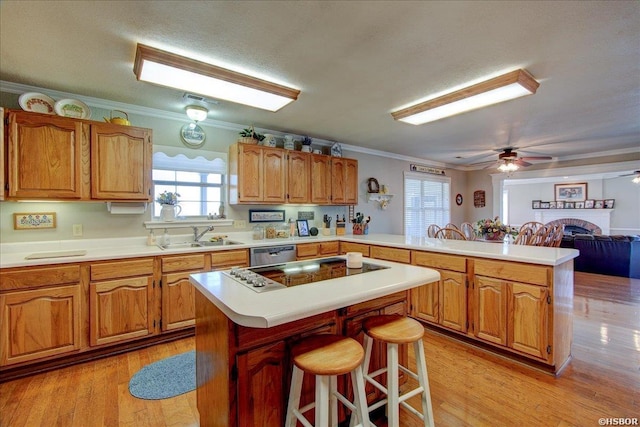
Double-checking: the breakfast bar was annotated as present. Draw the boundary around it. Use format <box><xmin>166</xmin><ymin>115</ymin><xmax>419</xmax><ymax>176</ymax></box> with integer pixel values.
<box><xmin>190</xmin><ymin>256</ymin><xmax>441</xmax><ymax>427</ymax></box>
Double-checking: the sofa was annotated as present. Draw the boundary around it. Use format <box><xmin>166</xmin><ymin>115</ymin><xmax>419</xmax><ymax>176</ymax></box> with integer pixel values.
<box><xmin>560</xmin><ymin>234</ymin><xmax>640</xmax><ymax>279</ymax></box>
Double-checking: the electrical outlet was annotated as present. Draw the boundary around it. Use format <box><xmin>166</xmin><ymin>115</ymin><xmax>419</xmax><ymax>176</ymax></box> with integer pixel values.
<box><xmin>72</xmin><ymin>224</ymin><xmax>83</xmax><ymax>237</ymax></box>
<box><xmin>234</xmin><ymin>220</ymin><xmax>247</xmax><ymax>228</ymax></box>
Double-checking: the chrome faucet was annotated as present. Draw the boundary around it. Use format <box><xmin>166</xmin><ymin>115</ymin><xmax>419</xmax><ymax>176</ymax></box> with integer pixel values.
<box><xmin>193</xmin><ymin>225</ymin><xmax>214</xmax><ymax>243</ymax></box>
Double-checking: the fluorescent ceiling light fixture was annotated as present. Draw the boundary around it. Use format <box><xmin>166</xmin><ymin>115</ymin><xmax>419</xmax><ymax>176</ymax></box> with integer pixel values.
<box><xmin>134</xmin><ymin>44</ymin><xmax>300</xmax><ymax>112</ymax></box>
<box><xmin>391</xmin><ymin>69</ymin><xmax>540</xmax><ymax>125</ymax></box>
<box><xmin>186</xmin><ymin>105</ymin><xmax>208</xmax><ymax>122</ymax></box>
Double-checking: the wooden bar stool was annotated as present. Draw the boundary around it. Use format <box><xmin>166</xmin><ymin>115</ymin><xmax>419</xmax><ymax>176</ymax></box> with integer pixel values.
<box><xmin>360</xmin><ymin>315</ymin><xmax>435</xmax><ymax>427</ymax></box>
<box><xmin>286</xmin><ymin>334</ymin><xmax>371</xmax><ymax>427</ymax></box>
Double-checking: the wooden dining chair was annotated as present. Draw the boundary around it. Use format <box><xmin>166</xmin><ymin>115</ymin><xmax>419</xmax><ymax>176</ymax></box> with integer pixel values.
<box><xmin>514</xmin><ymin>227</ymin><xmax>535</xmax><ymax>245</ymax></box>
<box><xmin>427</xmin><ymin>224</ymin><xmax>441</xmax><ymax>238</ymax></box>
<box><xmin>444</xmin><ymin>223</ymin><xmax>460</xmax><ymax>230</ymax></box>
<box><xmin>434</xmin><ymin>227</ymin><xmax>467</xmax><ymax>240</ymax></box>
<box><xmin>460</xmin><ymin>222</ymin><xmax>476</xmax><ymax>240</ymax></box>
<box><xmin>520</xmin><ymin>221</ymin><xmax>545</xmax><ymax>233</ymax></box>
<box><xmin>544</xmin><ymin>224</ymin><xmax>565</xmax><ymax>247</ymax></box>
<box><xmin>529</xmin><ymin>225</ymin><xmax>551</xmax><ymax>246</ymax></box>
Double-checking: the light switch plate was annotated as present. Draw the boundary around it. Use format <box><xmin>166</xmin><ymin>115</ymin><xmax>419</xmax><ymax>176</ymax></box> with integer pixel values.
<box><xmin>72</xmin><ymin>224</ymin><xmax>83</xmax><ymax>236</ymax></box>
<box><xmin>234</xmin><ymin>220</ymin><xmax>247</xmax><ymax>228</ymax></box>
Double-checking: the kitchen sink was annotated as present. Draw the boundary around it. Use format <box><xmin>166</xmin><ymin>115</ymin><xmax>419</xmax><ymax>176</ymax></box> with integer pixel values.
<box><xmin>158</xmin><ymin>240</ymin><xmax>243</xmax><ymax>250</ymax></box>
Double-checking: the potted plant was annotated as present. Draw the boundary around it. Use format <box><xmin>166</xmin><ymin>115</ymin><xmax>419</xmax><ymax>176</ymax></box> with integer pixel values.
<box><xmin>301</xmin><ymin>136</ymin><xmax>313</xmax><ymax>152</ymax></box>
<box><xmin>238</xmin><ymin>126</ymin><xmax>265</xmax><ymax>144</ymax></box>
<box><xmin>473</xmin><ymin>216</ymin><xmax>516</xmax><ymax>241</ymax></box>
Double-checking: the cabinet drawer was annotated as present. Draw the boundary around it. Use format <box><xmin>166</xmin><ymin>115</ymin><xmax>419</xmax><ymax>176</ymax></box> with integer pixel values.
<box><xmin>90</xmin><ymin>258</ymin><xmax>154</xmax><ymax>281</ymax></box>
<box><xmin>0</xmin><ymin>265</ymin><xmax>81</xmax><ymax>291</ymax></box>
<box><xmin>340</xmin><ymin>242</ymin><xmax>370</xmax><ymax>256</ymax></box>
<box><xmin>296</xmin><ymin>243</ymin><xmax>319</xmax><ymax>258</ymax></box>
<box><xmin>370</xmin><ymin>246</ymin><xmax>411</xmax><ymax>264</ymax></box>
<box><xmin>320</xmin><ymin>241</ymin><xmax>339</xmax><ymax>255</ymax></box>
<box><xmin>212</xmin><ymin>249</ymin><xmax>248</xmax><ymax>269</ymax></box>
<box><xmin>162</xmin><ymin>254</ymin><xmax>206</xmax><ymax>273</ymax></box>
<box><xmin>474</xmin><ymin>259</ymin><xmax>549</xmax><ymax>286</ymax></box>
<box><xmin>0</xmin><ymin>264</ymin><xmax>80</xmax><ymax>291</ymax></box>
<box><xmin>413</xmin><ymin>251</ymin><xmax>466</xmax><ymax>273</ymax></box>
<box><xmin>344</xmin><ymin>291</ymin><xmax>407</xmax><ymax>317</ymax></box>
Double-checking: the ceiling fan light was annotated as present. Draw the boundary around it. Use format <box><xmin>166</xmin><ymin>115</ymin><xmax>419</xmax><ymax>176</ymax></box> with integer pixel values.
<box><xmin>633</xmin><ymin>176</ymin><xmax>640</xmax><ymax>184</ymax></box>
<box><xmin>391</xmin><ymin>69</ymin><xmax>539</xmax><ymax>125</ymax></box>
<box><xmin>498</xmin><ymin>162</ymin><xmax>519</xmax><ymax>172</ymax></box>
<box><xmin>186</xmin><ymin>105</ymin><xmax>208</xmax><ymax>122</ymax></box>
<box><xmin>134</xmin><ymin>44</ymin><xmax>300</xmax><ymax>112</ymax></box>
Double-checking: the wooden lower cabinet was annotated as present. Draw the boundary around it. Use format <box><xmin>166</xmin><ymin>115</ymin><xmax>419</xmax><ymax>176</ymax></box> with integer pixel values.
<box><xmin>296</xmin><ymin>241</ymin><xmax>340</xmax><ymax>260</ymax></box>
<box><xmin>474</xmin><ymin>276</ymin><xmax>508</xmax><ymax>345</ymax></box>
<box><xmin>370</xmin><ymin>245</ymin><xmax>411</xmax><ymax>264</ymax></box>
<box><xmin>89</xmin><ymin>258</ymin><xmax>155</xmax><ymax>346</ymax></box>
<box><xmin>339</xmin><ymin>241</ymin><xmax>370</xmax><ymax>256</ymax></box>
<box><xmin>161</xmin><ymin>254</ymin><xmax>208</xmax><ymax>332</ymax></box>
<box><xmin>0</xmin><ymin>285</ymin><xmax>81</xmax><ymax>366</ymax></box>
<box><xmin>509</xmin><ymin>282</ymin><xmax>549</xmax><ymax>359</ymax></box>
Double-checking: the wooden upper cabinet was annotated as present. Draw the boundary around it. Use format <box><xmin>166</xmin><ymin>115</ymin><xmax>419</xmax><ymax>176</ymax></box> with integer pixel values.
<box><xmin>228</xmin><ymin>143</ymin><xmax>357</xmax><ymax>205</ymax></box>
<box><xmin>90</xmin><ymin>123</ymin><xmax>152</xmax><ymax>201</ymax></box>
<box><xmin>4</xmin><ymin>110</ymin><xmax>152</xmax><ymax>201</ymax></box>
<box><xmin>287</xmin><ymin>151</ymin><xmax>310</xmax><ymax>203</ymax></box>
<box><xmin>6</xmin><ymin>111</ymin><xmax>88</xmax><ymax>199</ymax></box>
<box><xmin>231</xmin><ymin>144</ymin><xmax>286</xmax><ymax>204</ymax></box>
<box><xmin>310</xmin><ymin>154</ymin><xmax>332</xmax><ymax>204</ymax></box>
<box><xmin>331</xmin><ymin>157</ymin><xmax>358</xmax><ymax>205</ymax></box>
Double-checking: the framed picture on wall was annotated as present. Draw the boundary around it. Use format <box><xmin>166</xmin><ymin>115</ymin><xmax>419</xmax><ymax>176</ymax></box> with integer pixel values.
<box><xmin>555</xmin><ymin>182</ymin><xmax>587</xmax><ymax>201</ymax></box>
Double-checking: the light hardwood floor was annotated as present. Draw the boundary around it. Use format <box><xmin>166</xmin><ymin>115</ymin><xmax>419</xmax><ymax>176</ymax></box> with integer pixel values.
<box><xmin>1</xmin><ymin>272</ymin><xmax>638</xmax><ymax>426</ymax></box>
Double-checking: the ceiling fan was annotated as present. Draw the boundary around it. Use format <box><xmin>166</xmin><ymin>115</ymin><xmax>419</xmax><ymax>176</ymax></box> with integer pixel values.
<box><xmin>474</xmin><ymin>148</ymin><xmax>552</xmax><ymax>171</ymax></box>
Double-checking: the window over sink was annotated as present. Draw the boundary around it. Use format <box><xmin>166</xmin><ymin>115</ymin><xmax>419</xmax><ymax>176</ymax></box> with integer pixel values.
<box><xmin>152</xmin><ymin>149</ymin><xmax>226</xmax><ymax>218</ymax></box>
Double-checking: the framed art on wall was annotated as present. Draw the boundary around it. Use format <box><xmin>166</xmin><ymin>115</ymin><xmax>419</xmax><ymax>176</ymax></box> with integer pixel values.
<box><xmin>555</xmin><ymin>182</ymin><xmax>587</xmax><ymax>202</ymax></box>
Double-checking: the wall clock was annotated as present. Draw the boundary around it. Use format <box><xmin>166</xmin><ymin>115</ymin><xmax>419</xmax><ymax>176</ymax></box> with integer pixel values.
<box><xmin>456</xmin><ymin>193</ymin><xmax>463</xmax><ymax>206</ymax></box>
<box><xmin>180</xmin><ymin>123</ymin><xmax>206</xmax><ymax>148</ymax></box>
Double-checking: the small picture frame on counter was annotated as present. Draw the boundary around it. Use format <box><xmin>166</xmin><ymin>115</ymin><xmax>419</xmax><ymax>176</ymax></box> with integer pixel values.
<box><xmin>296</xmin><ymin>219</ymin><xmax>310</xmax><ymax>237</ymax></box>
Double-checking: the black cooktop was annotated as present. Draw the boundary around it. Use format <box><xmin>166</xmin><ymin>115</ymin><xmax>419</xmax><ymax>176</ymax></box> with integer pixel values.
<box><xmin>248</xmin><ymin>257</ymin><xmax>389</xmax><ymax>287</ymax></box>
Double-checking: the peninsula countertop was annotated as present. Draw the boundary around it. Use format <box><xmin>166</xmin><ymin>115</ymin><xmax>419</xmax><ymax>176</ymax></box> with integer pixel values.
<box><xmin>0</xmin><ymin>232</ymin><xmax>578</xmax><ymax>269</ymax></box>
<box><xmin>189</xmin><ymin>256</ymin><xmax>441</xmax><ymax>328</ymax></box>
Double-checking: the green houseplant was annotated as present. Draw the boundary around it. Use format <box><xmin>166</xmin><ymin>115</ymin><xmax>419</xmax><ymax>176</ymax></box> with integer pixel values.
<box><xmin>238</xmin><ymin>126</ymin><xmax>265</xmax><ymax>144</ymax></box>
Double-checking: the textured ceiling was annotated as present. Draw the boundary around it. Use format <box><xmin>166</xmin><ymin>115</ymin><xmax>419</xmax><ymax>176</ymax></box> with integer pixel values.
<box><xmin>1</xmin><ymin>1</ymin><xmax>638</xmax><ymax>167</ymax></box>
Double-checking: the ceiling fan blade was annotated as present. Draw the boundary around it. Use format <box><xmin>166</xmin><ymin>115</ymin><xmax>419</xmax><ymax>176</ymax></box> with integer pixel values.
<box><xmin>515</xmin><ymin>159</ymin><xmax>531</xmax><ymax>167</ymax></box>
<box><xmin>520</xmin><ymin>156</ymin><xmax>552</xmax><ymax>161</ymax></box>
<box><xmin>619</xmin><ymin>170</ymin><xmax>640</xmax><ymax>177</ymax></box>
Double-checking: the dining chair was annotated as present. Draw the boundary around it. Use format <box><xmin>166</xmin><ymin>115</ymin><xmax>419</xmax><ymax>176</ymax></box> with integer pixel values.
<box><xmin>529</xmin><ymin>225</ymin><xmax>551</xmax><ymax>246</ymax></box>
<box><xmin>427</xmin><ymin>224</ymin><xmax>441</xmax><ymax>238</ymax></box>
<box><xmin>434</xmin><ymin>228</ymin><xmax>467</xmax><ymax>240</ymax></box>
<box><xmin>460</xmin><ymin>222</ymin><xmax>476</xmax><ymax>240</ymax></box>
<box><xmin>444</xmin><ymin>223</ymin><xmax>460</xmax><ymax>230</ymax></box>
<box><xmin>544</xmin><ymin>224</ymin><xmax>564</xmax><ymax>247</ymax></box>
<box><xmin>514</xmin><ymin>227</ymin><xmax>535</xmax><ymax>245</ymax></box>
<box><xmin>520</xmin><ymin>221</ymin><xmax>545</xmax><ymax>233</ymax></box>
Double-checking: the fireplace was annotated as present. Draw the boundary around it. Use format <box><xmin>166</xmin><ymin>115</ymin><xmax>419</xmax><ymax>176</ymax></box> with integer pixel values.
<box><xmin>546</xmin><ymin>218</ymin><xmax>602</xmax><ymax>235</ymax></box>
<box><xmin>534</xmin><ymin>209</ymin><xmax>611</xmax><ymax>235</ymax></box>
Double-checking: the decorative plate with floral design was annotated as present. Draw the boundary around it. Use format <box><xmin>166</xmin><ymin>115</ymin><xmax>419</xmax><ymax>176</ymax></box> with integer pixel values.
<box><xmin>18</xmin><ymin>92</ymin><xmax>56</xmax><ymax>114</ymax></box>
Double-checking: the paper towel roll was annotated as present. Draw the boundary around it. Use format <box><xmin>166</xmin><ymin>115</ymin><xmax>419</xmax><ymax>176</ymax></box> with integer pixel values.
<box><xmin>346</xmin><ymin>252</ymin><xmax>363</xmax><ymax>268</ymax></box>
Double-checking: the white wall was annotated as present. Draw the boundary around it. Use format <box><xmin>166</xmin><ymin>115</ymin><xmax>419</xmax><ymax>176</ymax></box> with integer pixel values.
<box><xmin>505</xmin><ymin>177</ymin><xmax>640</xmax><ymax>234</ymax></box>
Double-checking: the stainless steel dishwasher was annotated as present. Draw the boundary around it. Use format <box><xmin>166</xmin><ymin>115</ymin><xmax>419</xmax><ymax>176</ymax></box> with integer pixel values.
<box><xmin>250</xmin><ymin>244</ymin><xmax>297</xmax><ymax>266</ymax></box>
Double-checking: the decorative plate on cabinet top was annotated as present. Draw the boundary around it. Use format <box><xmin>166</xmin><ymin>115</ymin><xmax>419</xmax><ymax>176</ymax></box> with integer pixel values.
<box><xmin>18</xmin><ymin>92</ymin><xmax>56</xmax><ymax>114</ymax></box>
<box><xmin>331</xmin><ymin>142</ymin><xmax>342</xmax><ymax>157</ymax></box>
<box><xmin>54</xmin><ymin>99</ymin><xmax>91</xmax><ymax>119</ymax></box>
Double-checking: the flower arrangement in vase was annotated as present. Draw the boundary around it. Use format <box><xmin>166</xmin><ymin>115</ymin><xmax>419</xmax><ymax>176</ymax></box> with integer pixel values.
<box><xmin>156</xmin><ymin>191</ymin><xmax>182</xmax><ymax>221</ymax></box>
<box><xmin>156</xmin><ymin>191</ymin><xmax>180</xmax><ymax>205</ymax></box>
<box><xmin>301</xmin><ymin>136</ymin><xmax>313</xmax><ymax>152</ymax></box>
<box><xmin>474</xmin><ymin>216</ymin><xmax>516</xmax><ymax>240</ymax></box>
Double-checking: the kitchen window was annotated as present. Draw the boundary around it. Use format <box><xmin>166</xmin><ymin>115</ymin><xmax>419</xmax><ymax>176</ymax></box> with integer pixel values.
<box><xmin>404</xmin><ymin>171</ymin><xmax>451</xmax><ymax>238</ymax></box>
<box><xmin>152</xmin><ymin>149</ymin><xmax>226</xmax><ymax>218</ymax></box>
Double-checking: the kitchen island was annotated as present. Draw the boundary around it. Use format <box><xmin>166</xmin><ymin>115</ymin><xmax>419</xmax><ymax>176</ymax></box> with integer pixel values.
<box><xmin>190</xmin><ymin>256</ymin><xmax>440</xmax><ymax>427</ymax></box>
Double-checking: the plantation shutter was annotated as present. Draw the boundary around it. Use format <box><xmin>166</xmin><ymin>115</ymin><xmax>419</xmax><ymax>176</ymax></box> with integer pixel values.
<box><xmin>404</xmin><ymin>171</ymin><xmax>451</xmax><ymax>238</ymax></box>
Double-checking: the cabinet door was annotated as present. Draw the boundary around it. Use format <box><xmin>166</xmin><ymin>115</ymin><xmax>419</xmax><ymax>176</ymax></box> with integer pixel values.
<box><xmin>509</xmin><ymin>283</ymin><xmax>549</xmax><ymax>359</ymax></box>
<box><xmin>310</xmin><ymin>154</ymin><xmax>332</xmax><ymax>204</ymax></box>
<box><xmin>411</xmin><ymin>280</ymin><xmax>439</xmax><ymax>324</ymax></box>
<box><xmin>287</xmin><ymin>151</ymin><xmax>309</xmax><ymax>203</ymax></box>
<box><xmin>262</xmin><ymin>148</ymin><xmax>286</xmax><ymax>203</ymax></box>
<box><xmin>91</xmin><ymin>123</ymin><xmax>152</xmax><ymax>200</ymax></box>
<box><xmin>238</xmin><ymin>144</ymin><xmax>263</xmax><ymax>202</ymax></box>
<box><xmin>330</xmin><ymin>157</ymin><xmax>347</xmax><ymax>204</ymax></box>
<box><xmin>319</xmin><ymin>241</ymin><xmax>339</xmax><ymax>256</ymax></box>
<box><xmin>162</xmin><ymin>271</ymin><xmax>198</xmax><ymax>331</ymax></box>
<box><xmin>440</xmin><ymin>270</ymin><xmax>467</xmax><ymax>332</ymax></box>
<box><xmin>89</xmin><ymin>276</ymin><xmax>154</xmax><ymax>346</ymax></box>
<box><xmin>0</xmin><ymin>285</ymin><xmax>81</xmax><ymax>366</ymax></box>
<box><xmin>7</xmin><ymin>111</ymin><xmax>88</xmax><ymax>199</ymax></box>
<box><xmin>237</xmin><ymin>340</ymin><xmax>286</xmax><ymax>427</ymax></box>
<box><xmin>344</xmin><ymin>158</ymin><xmax>359</xmax><ymax>205</ymax></box>
<box><xmin>474</xmin><ymin>276</ymin><xmax>507</xmax><ymax>345</ymax></box>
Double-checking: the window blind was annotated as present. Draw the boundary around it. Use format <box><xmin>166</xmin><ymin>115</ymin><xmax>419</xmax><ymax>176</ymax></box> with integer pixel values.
<box><xmin>404</xmin><ymin>171</ymin><xmax>451</xmax><ymax>238</ymax></box>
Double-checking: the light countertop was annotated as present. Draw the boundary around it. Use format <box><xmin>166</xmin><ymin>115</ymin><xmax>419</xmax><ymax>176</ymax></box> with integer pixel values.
<box><xmin>0</xmin><ymin>232</ymin><xmax>578</xmax><ymax>269</ymax></box>
<box><xmin>190</xmin><ymin>256</ymin><xmax>441</xmax><ymax>328</ymax></box>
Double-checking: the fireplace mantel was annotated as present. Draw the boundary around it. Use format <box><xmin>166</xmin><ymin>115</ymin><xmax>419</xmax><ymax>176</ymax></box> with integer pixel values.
<box><xmin>534</xmin><ymin>209</ymin><xmax>613</xmax><ymax>235</ymax></box>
